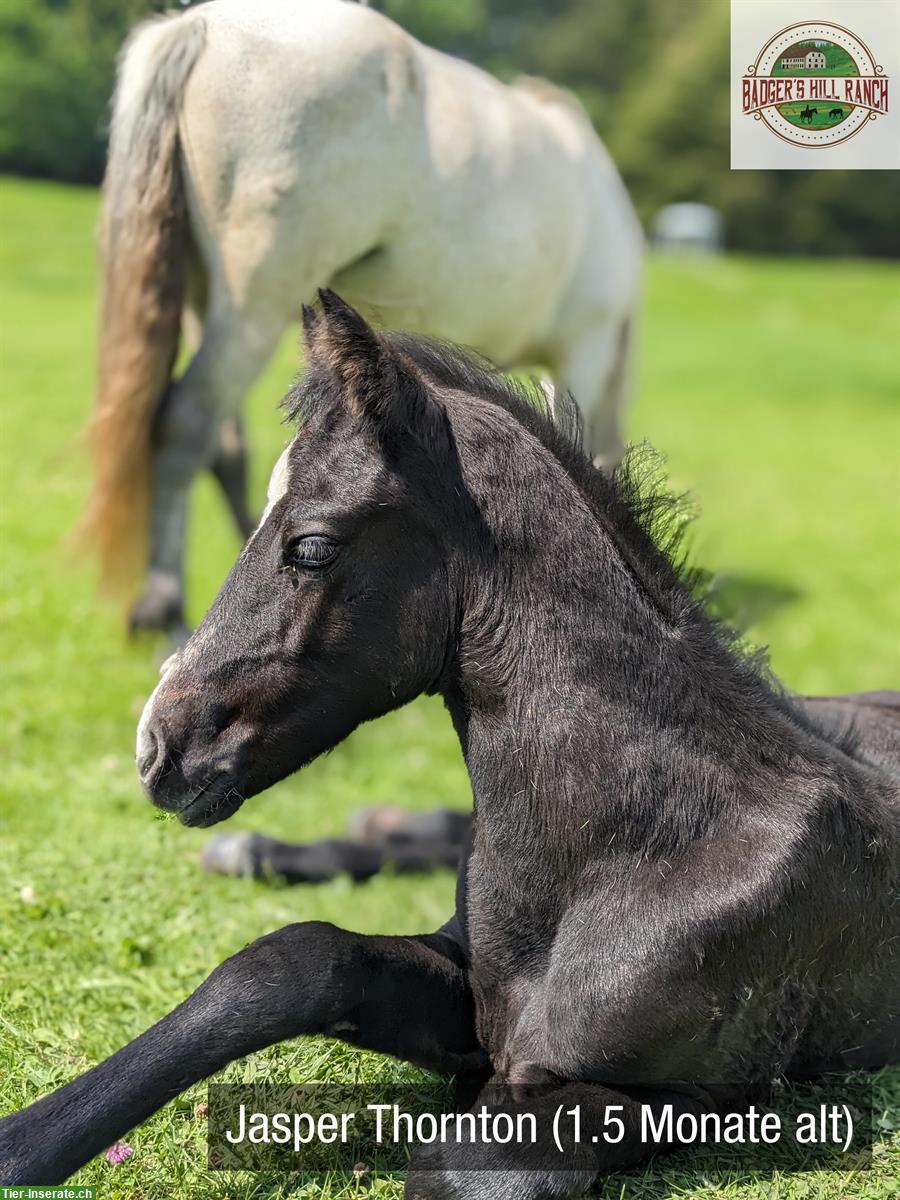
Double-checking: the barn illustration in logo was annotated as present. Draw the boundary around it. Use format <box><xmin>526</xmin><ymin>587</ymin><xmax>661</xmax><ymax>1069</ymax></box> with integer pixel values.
<box><xmin>741</xmin><ymin>22</ymin><xmax>889</xmax><ymax>147</ymax></box>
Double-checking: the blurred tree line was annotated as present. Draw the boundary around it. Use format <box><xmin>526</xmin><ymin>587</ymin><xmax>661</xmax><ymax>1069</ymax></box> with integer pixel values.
<box><xmin>1</xmin><ymin>0</ymin><xmax>897</xmax><ymax>257</ymax></box>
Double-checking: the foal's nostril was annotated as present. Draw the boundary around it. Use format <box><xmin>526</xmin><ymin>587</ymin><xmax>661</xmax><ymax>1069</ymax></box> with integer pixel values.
<box><xmin>210</xmin><ymin>703</ymin><xmax>239</xmax><ymax>736</ymax></box>
<box><xmin>137</xmin><ymin>725</ymin><xmax>161</xmax><ymax>783</ymax></box>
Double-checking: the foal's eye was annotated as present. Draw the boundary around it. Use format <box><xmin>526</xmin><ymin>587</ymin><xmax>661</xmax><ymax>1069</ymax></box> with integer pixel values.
<box><xmin>284</xmin><ymin>535</ymin><xmax>339</xmax><ymax>571</ymax></box>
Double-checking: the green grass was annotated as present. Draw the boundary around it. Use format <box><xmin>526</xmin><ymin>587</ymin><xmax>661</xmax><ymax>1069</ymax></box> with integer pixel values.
<box><xmin>776</xmin><ymin>102</ymin><xmax>853</xmax><ymax>130</ymax></box>
<box><xmin>0</xmin><ymin>177</ymin><xmax>898</xmax><ymax>1198</ymax></box>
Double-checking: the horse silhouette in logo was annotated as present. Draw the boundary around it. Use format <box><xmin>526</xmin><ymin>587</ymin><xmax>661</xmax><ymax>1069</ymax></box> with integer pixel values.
<box><xmin>828</xmin><ymin>107</ymin><xmax>845</xmax><ymax>120</ymax></box>
<box><xmin>800</xmin><ymin>105</ymin><xmax>818</xmax><ymax>123</ymax></box>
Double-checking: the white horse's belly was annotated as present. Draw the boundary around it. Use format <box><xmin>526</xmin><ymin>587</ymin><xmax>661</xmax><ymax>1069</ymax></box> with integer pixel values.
<box><xmin>332</xmin><ymin>200</ymin><xmax>579</xmax><ymax>365</ymax></box>
<box><xmin>329</xmin><ymin>70</ymin><xmax>589</xmax><ymax>360</ymax></box>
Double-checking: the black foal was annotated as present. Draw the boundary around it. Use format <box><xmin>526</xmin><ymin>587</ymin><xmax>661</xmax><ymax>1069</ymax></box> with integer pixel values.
<box><xmin>2</xmin><ymin>294</ymin><xmax>896</xmax><ymax>1197</ymax></box>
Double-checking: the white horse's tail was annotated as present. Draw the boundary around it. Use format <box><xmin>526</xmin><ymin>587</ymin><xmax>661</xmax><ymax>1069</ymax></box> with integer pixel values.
<box><xmin>78</xmin><ymin>12</ymin><xmax>206</xmax><ymax>598</ymax></box>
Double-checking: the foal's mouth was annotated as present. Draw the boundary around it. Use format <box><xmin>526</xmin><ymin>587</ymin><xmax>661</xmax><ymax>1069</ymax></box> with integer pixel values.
<box><xmin>177</xmin><ymin>776</ymin><xmax>245</xmax><ymax>828</ymax></box>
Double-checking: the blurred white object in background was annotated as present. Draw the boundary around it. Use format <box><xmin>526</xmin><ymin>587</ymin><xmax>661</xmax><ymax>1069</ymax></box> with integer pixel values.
<box><xmin>653</xmin><ymin>203</ymin><xmax>724</xmax><ymax>254</ymax></box>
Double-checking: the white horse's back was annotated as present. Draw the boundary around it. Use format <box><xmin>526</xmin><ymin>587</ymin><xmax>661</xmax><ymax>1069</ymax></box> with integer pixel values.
<box><xmin>178</xmin><ymin>0</ymin><xmax>638</xmax><ymax>359</ymax></box>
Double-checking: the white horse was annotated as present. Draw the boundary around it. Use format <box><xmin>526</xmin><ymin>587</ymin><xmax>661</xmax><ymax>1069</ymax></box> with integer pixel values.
<box><xmin>82</xmin><ymin>0</ymin><xmax>643</xmax><ymax>634</ymax></box>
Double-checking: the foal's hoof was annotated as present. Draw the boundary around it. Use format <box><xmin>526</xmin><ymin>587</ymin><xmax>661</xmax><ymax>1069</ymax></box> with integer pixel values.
<box><xmin>201</xmin><ymin>831</ymin><xmax>258</xmax><ymax>877</ymax></box>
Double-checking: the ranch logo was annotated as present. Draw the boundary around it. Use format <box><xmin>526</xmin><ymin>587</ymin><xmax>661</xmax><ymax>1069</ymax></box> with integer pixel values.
<box><xmin>741</xmin><ymin>22</ymin><xmax>889</xmax><ymax>147</ymax></box>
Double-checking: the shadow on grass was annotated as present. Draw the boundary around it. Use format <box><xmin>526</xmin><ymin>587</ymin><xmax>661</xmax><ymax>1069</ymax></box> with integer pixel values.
<box><xmin>696</xmin><ymin>570</ymin><xmax>802</xmax><ymax>633</ymax></box>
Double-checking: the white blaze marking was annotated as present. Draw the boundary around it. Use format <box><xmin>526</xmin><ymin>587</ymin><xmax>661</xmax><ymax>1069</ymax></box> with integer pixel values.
<box><xmin>136</xmin><ymin>651</ymin><xmax>181</xmax><ymax>761</ymax></box>
<box><xmin>249</xmin><ymin>444</ymin><xmax>293</xmax><ymax>544</ymax></box>
<box><xmin>180</xmin><ymin>444</ymin><xmax>296</xmax><ymax>669</ymax></box>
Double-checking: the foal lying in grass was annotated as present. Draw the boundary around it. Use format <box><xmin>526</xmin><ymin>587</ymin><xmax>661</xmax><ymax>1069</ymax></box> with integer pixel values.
<box><xmin>1</xmin><ymin>292</ymin><xmax>897</xmax><ymax>1196</ymax></box>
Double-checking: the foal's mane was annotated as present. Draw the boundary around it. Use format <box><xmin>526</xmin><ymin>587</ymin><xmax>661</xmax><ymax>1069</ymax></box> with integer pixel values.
<box><xmin>389</xmin><ymin>332</ymin><xmax>698</xmax><ymax>618</ymax></box>
<box><xmin>387</xmin><ymin>334</ymin><xmax>863</xmax><ymax>759</ymax></box>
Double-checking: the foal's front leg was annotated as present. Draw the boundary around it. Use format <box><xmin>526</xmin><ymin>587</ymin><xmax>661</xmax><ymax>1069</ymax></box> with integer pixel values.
<box><xmin>406</xmin><ymin>1074</ymin><xmax>711</xmax><ymax>1200</ymax></box>
<box><xmin>0</xmin><ymin>923</ymin><xmax>483</xmax><ymax>1184</ymax></box>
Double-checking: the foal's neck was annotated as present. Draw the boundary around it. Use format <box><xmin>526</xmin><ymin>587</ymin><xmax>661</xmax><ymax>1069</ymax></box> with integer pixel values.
<box><xmin>444</xmin><ymin>413</ymin><xmax>815</xmax><ymax>855</ymax></box>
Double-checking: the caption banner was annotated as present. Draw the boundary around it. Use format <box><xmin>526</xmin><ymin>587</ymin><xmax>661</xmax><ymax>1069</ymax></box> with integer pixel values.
<box><xmin>206</xmin><ymin>1081</ymin><xmax>875</xmax><ymax>1175</ymax></box>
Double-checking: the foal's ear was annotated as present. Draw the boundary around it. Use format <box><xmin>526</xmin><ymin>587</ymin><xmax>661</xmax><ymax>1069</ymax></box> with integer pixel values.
<box><xmin>303</xmin><ymin>290</ymin><xmax>445</xmax><ymax>452</ymax></box>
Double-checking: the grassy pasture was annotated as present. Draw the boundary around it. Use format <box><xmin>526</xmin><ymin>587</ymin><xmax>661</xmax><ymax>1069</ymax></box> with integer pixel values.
<box><xmin>0</xmin><ymin>177</ymin><xmax>898</xmax><ymax>1199</ymax></box>
<box><xmin>776</xmin><ymin>101</ymin><xmax>853</xmax><ymax>130</ymax></box>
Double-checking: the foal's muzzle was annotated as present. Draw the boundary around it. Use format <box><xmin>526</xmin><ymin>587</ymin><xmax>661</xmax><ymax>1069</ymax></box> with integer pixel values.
<box><xmin>136</xmin><ymin>659</ymin><xmax>247</xmax><ymax>827</ymax></box>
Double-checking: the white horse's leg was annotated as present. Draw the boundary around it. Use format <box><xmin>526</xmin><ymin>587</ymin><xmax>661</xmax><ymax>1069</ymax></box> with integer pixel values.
<box><xmin>210</xmin><ymin>415</ymin><xmax>255</xmax><ymax>541</ymax></box>
<box><xmin>129</xmin><ymin>306</ymin><xmax>283</xmax><ymax>635</ymax></box>
<box><xmin>555</xmin><ymin>312</ymin><xmax>635</xmax><ymax>469</ymax></box>
<box><xmin>181</xmin><ymin>292</ymin><xmax>256</xmax><ymax>541</ymax></box>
